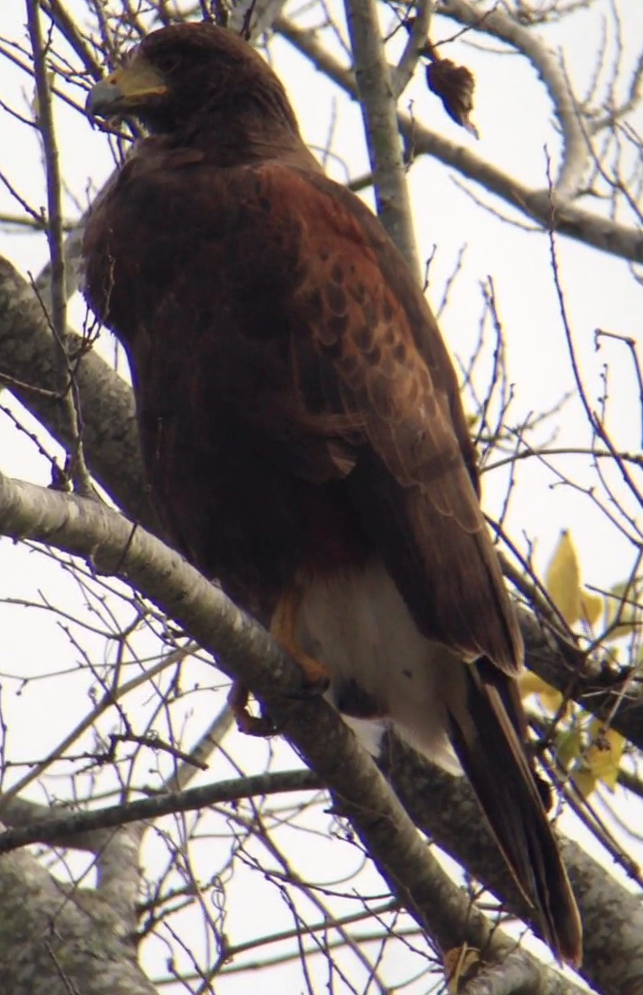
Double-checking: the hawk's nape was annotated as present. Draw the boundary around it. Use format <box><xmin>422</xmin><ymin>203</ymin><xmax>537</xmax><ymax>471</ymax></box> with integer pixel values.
<box><xmin>82</xmin><ymin>21</ymin><xmax>582</xmax><ymax>966</ymax></box>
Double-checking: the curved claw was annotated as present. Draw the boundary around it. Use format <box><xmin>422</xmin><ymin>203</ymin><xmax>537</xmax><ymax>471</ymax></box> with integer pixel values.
<box><xmin>228</xmin><ymin>681</ymin><xmax>278</xmax><ymax>737</ymax></box>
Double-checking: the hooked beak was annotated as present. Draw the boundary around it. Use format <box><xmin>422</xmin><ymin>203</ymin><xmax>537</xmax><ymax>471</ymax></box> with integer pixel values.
<box><xmin>86</xmin><ymin>57</ymin><xmax>167</xmax><ymax>118</ymax></box>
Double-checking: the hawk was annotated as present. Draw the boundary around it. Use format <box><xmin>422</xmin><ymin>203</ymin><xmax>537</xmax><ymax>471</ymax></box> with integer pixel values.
<box><xmin>82</xmin><ymin>22</ymin><xmax>581</xmax><ymax>964</ymax></box>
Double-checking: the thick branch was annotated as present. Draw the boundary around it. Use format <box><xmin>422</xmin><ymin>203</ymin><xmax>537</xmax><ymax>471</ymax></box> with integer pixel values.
<box><xmin>0</xmin><ymin>472</ymin><xmax>583</xmax><ymax>992</ymax></box>
<box><xmin>0</xmin><ymin>845</ymin><xmax>157</xmax><ymax>995</ymax></box>
<box><xmin>517</xmin><ymin>609</ymin><xmax>643</xmax><ymax>752</ymax></box>
<box><xmin>5</xmin><ymin>723</ymin><xmax>638</xmax><ymax>992</ymax></box>
<box><xmin>0</xmin><ymin>256</ymin><xmax>158</xmax><ymax>531</ymax></box>
<box><xmin>392</xmin><ymin>0</ymin><xmax>434</xmax><ymax>99</ymax></box>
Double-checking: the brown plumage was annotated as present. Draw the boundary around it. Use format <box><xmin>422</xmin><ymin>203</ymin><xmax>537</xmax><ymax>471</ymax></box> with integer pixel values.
<box><xmin>82</xmin><ymin>22</ymin><xmax>581</xmax><ymax>965</ymax></box>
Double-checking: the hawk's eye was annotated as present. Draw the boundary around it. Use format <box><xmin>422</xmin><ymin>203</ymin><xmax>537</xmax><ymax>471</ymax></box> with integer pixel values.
<box><xmin>152</xmin><ymin>50</ymin><xmax>180</xmax><ymax>75</ymax></box>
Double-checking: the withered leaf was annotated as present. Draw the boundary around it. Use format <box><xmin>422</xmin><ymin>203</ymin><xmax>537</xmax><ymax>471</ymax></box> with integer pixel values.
<box><xmin>425</xmin><ymin>58</ymin><xmax>479</xmax><ymax>138</ymax></box>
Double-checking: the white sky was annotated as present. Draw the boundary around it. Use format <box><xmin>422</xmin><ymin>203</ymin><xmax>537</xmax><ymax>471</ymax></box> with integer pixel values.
<box><xmin>0</xmin><ymin>1</ymin><xmax>642</xmax><ymax>991</ymax></box>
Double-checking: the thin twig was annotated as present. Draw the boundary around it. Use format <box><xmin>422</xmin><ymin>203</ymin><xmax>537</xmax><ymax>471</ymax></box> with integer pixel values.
<box><xmin>26</xmin><ymin>0</ymin><xmax>94</xmax><ymax>498</ymax></box>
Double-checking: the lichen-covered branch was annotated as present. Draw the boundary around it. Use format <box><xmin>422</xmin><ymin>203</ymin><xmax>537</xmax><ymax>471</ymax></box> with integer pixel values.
<box><xmin>0</xmin><ymin>845</ymin><xmax>157</xmax><ymax>995</ymax></box>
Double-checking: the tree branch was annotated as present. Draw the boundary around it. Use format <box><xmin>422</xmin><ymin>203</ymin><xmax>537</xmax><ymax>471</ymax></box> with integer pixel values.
<box><xmin>0</xmin><ymin>770</ymin><xmax>322</xmax><ymax>854</ymax></box>
<box><xmin>392</xmin><ymin>0</ymin><xmax>434</xmax><ymax>99</ymax></box>
<box><xmin>0</xmin><ymin>843</ymin><xmax>157</xmax><ymax>994</ymax></box>
<box><xmin>26</xmin><ymin>0</ymin><xmax>92</xmax><ymax>496</ymax></box>
<box><xmin>436</xmin><ymin>0</ymin><xmax>588</xmax><ymax>199</ymax></box>
<box><xmin>0</xmin><ymin>471</ymin><xmax>584</xmax><ymax>992</ymax></box>
<box><xmin>343</xmin><ymin>0</ymin><xmax>421</xmax><ymax>276</ymax></box>
<box><xmin>276</xmin><ymin>16</ymin><xmax>643</xmax><ymax>265</ymax></box>
<box><xmin>94</xmin><ymin>823</ymin><xmax>144</xmax><ymax>939</ymax></box>
<box><xmin>518</xmin><ymin>609</ymin><xmax>643</xmax><ymax>753</ymax></box>
<box><xmin>0</xmin><ymin>256</ymin><xmax>158</xmax><ymax>531</ymax></box>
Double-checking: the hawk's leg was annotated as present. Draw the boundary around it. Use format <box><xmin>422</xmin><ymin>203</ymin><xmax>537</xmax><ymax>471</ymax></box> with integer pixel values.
<box><xmin>230</xmin><ymin>586</ymin><xmax>331</xmax><ymax>737</ymax></box>
<box><xmin>270</xmin><ymin>584</ymin><xmax>331</xmax><ymax>693</ymax></box>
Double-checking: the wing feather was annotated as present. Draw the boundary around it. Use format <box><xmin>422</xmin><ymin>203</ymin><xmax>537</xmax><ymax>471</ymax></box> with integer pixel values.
<box><xmin>278</xmin><ymin>168</ymin><xmax>522</xmax><ymax>672</ymax></box>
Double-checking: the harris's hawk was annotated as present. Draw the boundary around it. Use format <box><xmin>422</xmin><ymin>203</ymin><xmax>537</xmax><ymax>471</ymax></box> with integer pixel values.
<box><xmin>82</xmin><ymin>22</ymin><xmax>581</xmax><ymax>965</ymax></box>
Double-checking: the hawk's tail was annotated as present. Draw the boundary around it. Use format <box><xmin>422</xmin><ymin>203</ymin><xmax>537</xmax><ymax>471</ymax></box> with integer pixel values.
<box><xmin>447</xmin><ymin>657</ymin><xmax>582</xmax><ymax>967</ymax></box>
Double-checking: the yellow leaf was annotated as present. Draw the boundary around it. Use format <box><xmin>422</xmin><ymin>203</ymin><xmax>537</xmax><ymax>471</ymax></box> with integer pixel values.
<box><xmin>603</xmin><ymin>578</ymin><xmax>642</xmax><ymax>641</ymax></box>
<box><xmin>572</xmin><ymin>767</ymin><xmax>597</xmax><ymax>798</ymax></box>
<box><xmin>545</xmin><ymin>530</ymin><xmax>582</xmax><ymax>625</ymax></box>
<box><xmin>573</xmin><ymin>724</ymin><xmax>624</xmax><ymax>796</ymax></box>
<box><xmin>444</xmin><ymin>945</ymin><xmax>481</xmax><ymax>994</ymax></box>
<box><xmin>540</xmin><ymin>686</ymin><xmax>564</xmax><ymax>712</ymax></box>
<box><xmin>520</xmin><ymin>671</ymin><xmax>550</xmax><ymax>696</ymax></box>
<box><xmin>519</xmin><ymin>671</ymin><xmax>563</xmax><ymax>712</ymax></box>
<box><xmin>556</xmin><ymin>727</ymin><xmax>582</xmax><ymax>770</ymax></box>
<box><xmin>580</xmin><ymin>590</ymin><xmax>602</xmax><ymax>625</ymax></box>
<box><xmin>587</xmin><ymin>723</ymin><xmax>624</xmax><ymax>791</ymax></box>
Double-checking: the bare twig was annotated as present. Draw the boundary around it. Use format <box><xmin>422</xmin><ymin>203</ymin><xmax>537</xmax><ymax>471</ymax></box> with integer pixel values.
<box><xmin>26</xmin><ymin>0</ymin><xmax>93</xmax><ymax>497</ymax></box>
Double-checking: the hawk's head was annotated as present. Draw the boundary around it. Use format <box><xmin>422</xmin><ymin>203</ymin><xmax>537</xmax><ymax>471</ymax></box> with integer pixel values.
<box><xmin>85</xmin><ymin>22</ymin><xmax>298</xmax><ymax>138</ymax></box>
